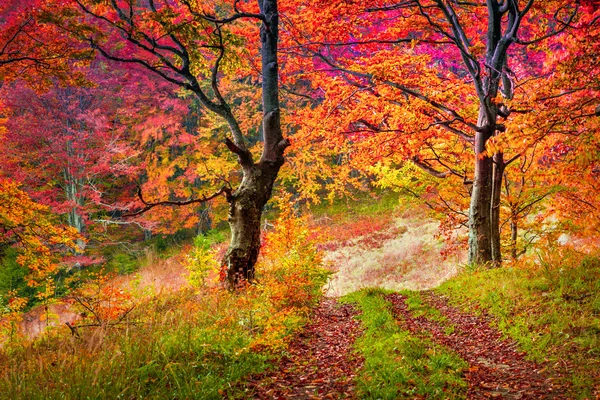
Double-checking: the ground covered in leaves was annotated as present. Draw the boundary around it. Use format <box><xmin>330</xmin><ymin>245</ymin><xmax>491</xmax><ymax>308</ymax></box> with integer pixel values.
<box><xmin>243</xmin><ymin>299</ymin><xmax>363</xmax><ymax>399</ymax></box>
<box><xmin>241</xmin><ymin>290</ymin><xmax>580</xmax><ymax>399</ymax></box>
<box><xmin>387</xmin><ymin>292</ymin><xmax>572</xmax><ymax>399</ymax></box>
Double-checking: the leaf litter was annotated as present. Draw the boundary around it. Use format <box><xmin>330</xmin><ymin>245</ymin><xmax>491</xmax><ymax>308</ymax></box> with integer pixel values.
<box><xmin>242</xmin><ymin>298</ymin><xmax>363</xmax><ymax>399</ymax></box>
<box><xmin>387</xmin><ymin>292</ymin><xmax>572</xmax><ymax>399</ymax></box>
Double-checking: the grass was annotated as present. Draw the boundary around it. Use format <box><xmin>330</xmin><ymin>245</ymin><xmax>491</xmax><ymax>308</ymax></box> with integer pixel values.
<box><xmin>343</xmin><ymin>288</ymin><xmax>468</xmax><ymax>399</ymax></box>
<box><xmin>0</xmin><ymin>203</ymin><xmax>328</xmax><ymax>399</ymax></box>
<box><xmin>401</xmin><ymin>290</ymin><xmax>448</xmax><ymax>324</ymax></box>
<box><xmin>437</xmin><ymin>249</ymin><xmax>600</xmax><ymax>398</ymax></box>
<box><xmin>1</xmin><ymin>289</ymin><xmax>273</xmax><ymax>399</ymax></box>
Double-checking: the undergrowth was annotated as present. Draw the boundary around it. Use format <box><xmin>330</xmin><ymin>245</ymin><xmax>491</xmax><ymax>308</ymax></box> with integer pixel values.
<box><xmin>438</xmin><ymin>249</ymin><xmax>600</xmax><ymax>398</ymax></box>
<box><xmin>0</xmin><ymin>197</ymin><xmax>328</xmax><ymax>399</ymax></box>
<box><xmin>343</xmin><ymin>288</ymin><xmax>467</xmax><ymax>399</ymax></box>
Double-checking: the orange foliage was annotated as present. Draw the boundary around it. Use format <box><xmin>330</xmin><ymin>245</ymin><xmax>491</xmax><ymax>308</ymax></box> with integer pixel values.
<box><xmin>68</xmin><ymin>270</ymin><xmax>135</xmax><ymax>329</ymax></box>
<box><xmin>234</xmin><ymin>192</ymin><xmax>329</xmax><ymax>353</ymax></box>
<box><xmin>0</xmin><ymin>179</ymin><xmax>79</xmax><ymax>291</ymax></box>
<box><xmin>278</xmin><ymin>1</ymin><xmax>599</xmax><ymax>258</ymax></box>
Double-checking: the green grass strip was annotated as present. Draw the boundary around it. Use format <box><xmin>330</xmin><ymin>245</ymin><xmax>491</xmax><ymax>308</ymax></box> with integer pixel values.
<box><xmin>343</xmin><ymin>288</ymin><xmax>467</xmax><ymax>399</ymax></box>
<box><xmin>437</xmin><ymin>253</ymin><xmax>600</xmax><ymax>398</ymax></box>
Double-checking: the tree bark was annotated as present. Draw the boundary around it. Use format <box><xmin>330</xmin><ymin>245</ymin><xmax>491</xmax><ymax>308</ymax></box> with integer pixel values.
<box><xmin>490</xmin><ymin>151</ymin><xmax>505</xmax><ymax>266</ymax></box>
<box><xmin>468</xmin><ymin>129</ymin><xmax>494</xmax><ymax>265</ymax></box>
<box><xmin>468</xmin><ymin>100</ymin><xmax>497</xmax><ymax>266</ymax></box>
<box><xmin>224</xmin><ymin>160</ymin><xmax>283</xmax><ymax>287</ymax></box>
<box><xmin>510</xmin><ymin>217</ymin><xmax>518</xmax><ymax>261</ymax></box>
<box><xmin>223</xmin><ymin>0</ymin><xmax>288</xmax><ymax>288</ymax></box>
<box><xmin>63</xmin><ymin>139</ymin><xmax>86</xmax><ymax>252</ymax></box>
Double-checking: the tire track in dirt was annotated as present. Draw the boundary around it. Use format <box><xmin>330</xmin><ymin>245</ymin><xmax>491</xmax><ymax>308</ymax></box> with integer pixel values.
<box><xmin>387</xmin><ymin>292</ymin><xmax>572</xmax><ymax>399</ymax></box>
<box><xmin>243</xmin><ymin>299</ymin><xmax>363</xmax><ymax>399</ymax></box>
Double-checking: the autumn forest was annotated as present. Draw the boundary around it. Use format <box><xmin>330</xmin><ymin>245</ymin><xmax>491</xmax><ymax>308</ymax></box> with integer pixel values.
<box><xmin>0</xmin><ymin>0</ymin><xmax>599</xmax><ymax>398</ymax></box>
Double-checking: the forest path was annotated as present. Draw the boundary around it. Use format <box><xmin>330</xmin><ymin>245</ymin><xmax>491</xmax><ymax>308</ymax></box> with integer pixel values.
<box><xmin>240</xmin><ymin>208</ymin><xmax>578</xmax><ymax>398</ymax></box>
<box><xmin>387</xmin><ymin>292</ymin><xmax>572</xmax><ymax>399</ymax></box>
<box><xmin>243</xmin><ymin>298</ymin><xmax>363</xmax><ymax>399</ymax></box>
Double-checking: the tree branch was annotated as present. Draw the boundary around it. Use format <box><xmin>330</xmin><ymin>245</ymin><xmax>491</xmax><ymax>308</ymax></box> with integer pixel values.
<box><xmin>411</xmin><ymin>157</ymin><xmax>449</xmax><ymax>178</ymax></box>
<box><xmin>225</xmin><ymin>138</ymin><xmax>254</xmax><ymax>166</ymax></box>
<box><xmin>122</xmin><ymin>186</ymin><xmax>232</xmax><ymax>217</ymax></box>
<box><xmin>515</xmin><ymin>3</ymin><xmax>578</xmax><ymax>45</ymax></box>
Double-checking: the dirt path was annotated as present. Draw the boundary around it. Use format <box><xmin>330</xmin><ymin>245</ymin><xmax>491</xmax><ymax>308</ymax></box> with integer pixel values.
<box><xmin>387</xmin><ymin>292</ymin><xmax>571</xmax><ymax>399</ymax></box>
<box><xmin>244</xmin><ymin>299</ymin><xmax>363</xmax><ymax>399</ymax></box>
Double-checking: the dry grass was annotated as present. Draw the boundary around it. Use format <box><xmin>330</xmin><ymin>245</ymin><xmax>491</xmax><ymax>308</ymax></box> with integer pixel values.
<box><xmin>322</xmin><ymin>210</ymin><xmax>466</xmax><ymax>296</ymax></box>
<box><xmin>13</xmin><ymin>248</ymin><xmax>192</xmax><ymax>341</ymax></box>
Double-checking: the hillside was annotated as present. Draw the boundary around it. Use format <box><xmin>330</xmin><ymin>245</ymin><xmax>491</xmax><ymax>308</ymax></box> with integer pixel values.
<box><xmin>1</xmin><ymin>200</ymin><xmax>599</xmax><ymax>399</ymax></box>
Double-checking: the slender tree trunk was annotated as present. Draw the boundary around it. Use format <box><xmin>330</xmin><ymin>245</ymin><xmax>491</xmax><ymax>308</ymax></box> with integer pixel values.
<box><xmin>510</xmin><ymin>217</ymin><xmax>518</xmax><ymax>260</ymax></box>
<box><xmin>197</xmin><ymin>204</ymin><xmax>213</xmax><ymax>235</ymax></box>
<box><xmin>490</xmin><ymin>151</ymin><xmax>505</xmax><ymax>267</ymax></box>
<box><xmin>65</xmin><ymin>180</ymin><xmax>86</xmax><ymax>252</ymax></box>
<box><xmin>63</xmin><ymin>140</ymin><xmax>86</xmax><ymax>252</ymax></box>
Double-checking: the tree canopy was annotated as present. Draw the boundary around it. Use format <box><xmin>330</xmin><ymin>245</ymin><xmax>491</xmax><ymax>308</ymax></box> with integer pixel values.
<box><xmin>0</xmin><ymin>0</ymin><xmax>598</xmax><ymax>288</ymax></box>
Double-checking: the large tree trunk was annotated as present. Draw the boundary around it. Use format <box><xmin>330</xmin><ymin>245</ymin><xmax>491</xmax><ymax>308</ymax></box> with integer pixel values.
<box><xmin>223</xmin><ymin>0</ymin><xmax>288</xmax><ymax>288</ymax></box>
<box><xmin>224</xmin><ymin>160</ymin><xmax>282</xmax><ymax>287</ymax></box>
<box><xmin>468</xmin><ymin>146</ymin><xmax>493</xmax><ymax>264</ymax></box>
<box><xmin>468</xmin><ymin>107</ymin><xmax>495</xmax><ymax>265</ymax></box>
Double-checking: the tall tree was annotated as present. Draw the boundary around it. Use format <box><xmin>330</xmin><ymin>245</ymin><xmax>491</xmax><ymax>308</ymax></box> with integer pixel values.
<box><xmin>280</xmin><ymin>0</ymin><xmax>586</xmax><ymax>266</ymax></box>
<box><xmin>55</xmin><ymin>0</ymin><xmax>288</xmax><ymax>286</ymax></box>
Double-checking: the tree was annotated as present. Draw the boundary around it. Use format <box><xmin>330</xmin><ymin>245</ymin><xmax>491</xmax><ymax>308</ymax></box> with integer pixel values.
<box><xmin>0</xmin><ymin>179</ymin><xmax>79</xmax><ymax>295</ymax></box>
<box><xmin>54</xmin><ymin>0</ymin><xmax>288</xmax><ymax>287</ymax></box>
<box><xmin>0</xmin><ymin>0</ymin><xmax>83</xmax><ymax>293</ymax></box>
<box><xmin>0</xmin><ymin>62</ymin><xmax>200</xmax><ymax>249</ymax></box>
<box><xmin>279</xmin><ymin>0</ymin><xmax>587</xmax><ymax>266</ymax></box>
<box><xmin>524</xmin><ymin>5</ymin><xmax>600</xmax><ymax>242</ymax></box>
<box><xmin>0</xmin><ymin>0</ymin><xmax>86</xmax><ymax>86</ymax></box>
<box><xmin>1</xmin><ymin>73</ymin><xmax>136</xmax><ymax>249</ymax></box>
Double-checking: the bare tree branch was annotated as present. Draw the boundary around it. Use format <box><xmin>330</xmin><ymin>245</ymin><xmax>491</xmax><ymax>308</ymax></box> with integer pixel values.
<box><xmin>122</xmin><ymin>186</ymin><xmax>232</xmax><ymax>218</ymax></box>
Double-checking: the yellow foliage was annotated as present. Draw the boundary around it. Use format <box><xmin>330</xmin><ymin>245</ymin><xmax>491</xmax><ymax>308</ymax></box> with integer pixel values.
<box><xmin>242</xmin><ymin>192</ymin><xmax>330</xmax><ymax>353</ymax></box>
<box><xmin>0</xmin><ymin>179</ymin><xmax>80</xmax><ymax>293</ymax></box>
<box><xmin>185</xmin><ymin>235</ymin><xmax>220</xmax><ymax>287</ymax></box>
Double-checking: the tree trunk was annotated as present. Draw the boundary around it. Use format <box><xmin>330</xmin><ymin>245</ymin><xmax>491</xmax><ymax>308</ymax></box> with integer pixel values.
<box><xmin>197</xmin><ymin>204</ymin><xmax>213</xmax><ymax>235</ymax></box>
<box><xmin>223</xmin><ymin>0</ymin><xmax>288</xmax><ymax>288</ymax></box>
<box><xmin>468</xmin><ymin>108</ymin><xmax>495</xmax><ymax>266</ymax></box>
<box><xmin>510</xmin><ymin>217</ymin><xmax>518</xmax><ymax>261</ymax></box>
<box><xmin>468</xmin><ymin>153</ymin><xmax>493</xmax><ymax>264</ymax></box>
<box><xmin>224</xmin><ymin>161</ymin><xmax>282</xmax><ymax>287</ymax></box>
<box><xmin>63</xmin><ymin>150</ymin><xmax>86</xmax><ymax>253</ymax></box>
<box><xmin>490</xmin><ymin>151</ymin><xmax>505</xmax><ymax>267</ymax></box>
